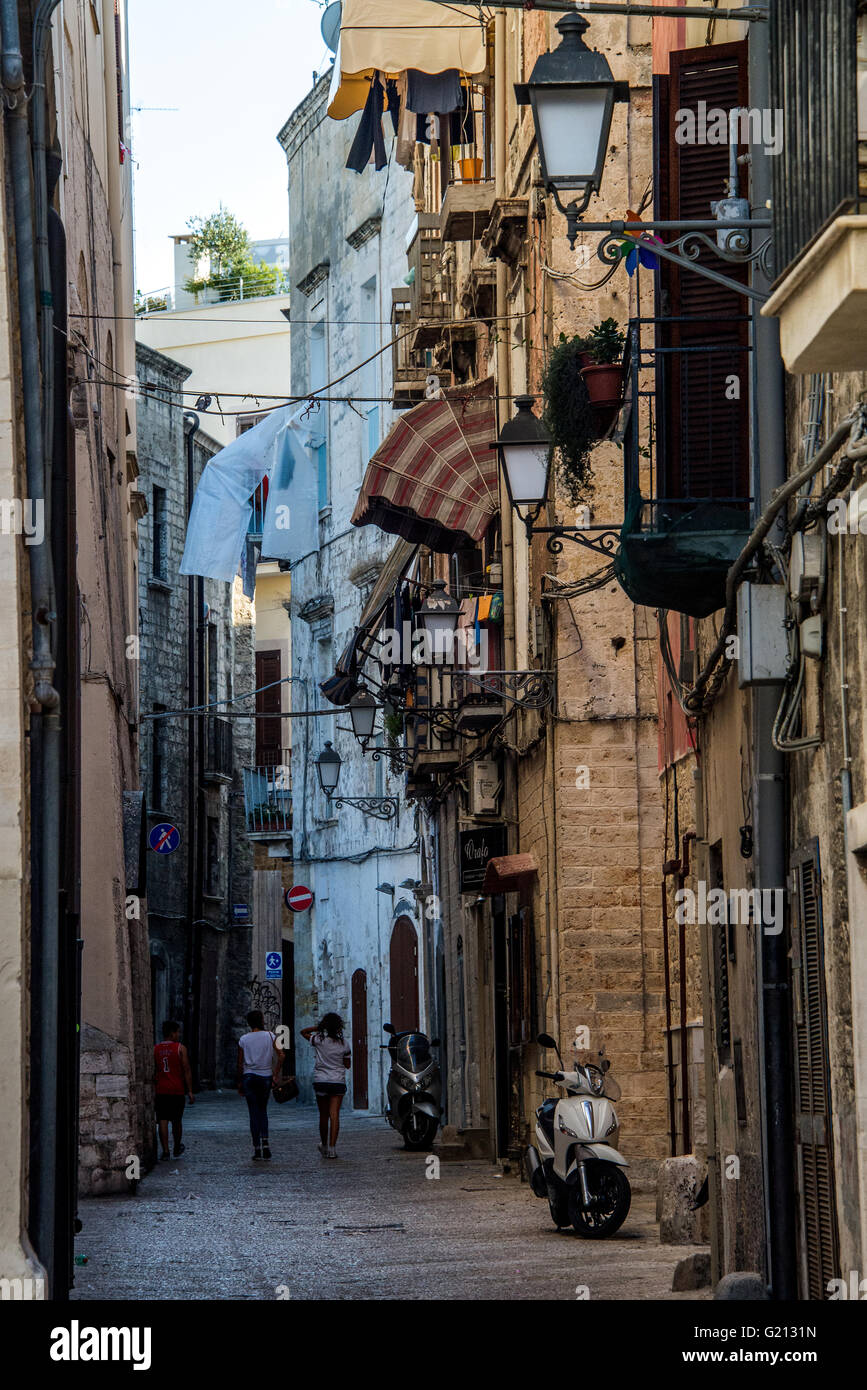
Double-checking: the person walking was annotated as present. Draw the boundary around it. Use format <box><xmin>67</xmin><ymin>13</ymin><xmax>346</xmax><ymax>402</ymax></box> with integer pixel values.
<box><xmin>237</xmin><ymin>1010</ymin><xmax>285</xmax><ymax>1161</ymax></box>
<box><xmin>300</xmin><ymin>1014</ymin><xmax>351</xmax><ymax>1159</ymax></box>
<box><xmin>154</xmin><ymin>1020</ymin><xmax>193</xmax><ymax>1160</ymax></box>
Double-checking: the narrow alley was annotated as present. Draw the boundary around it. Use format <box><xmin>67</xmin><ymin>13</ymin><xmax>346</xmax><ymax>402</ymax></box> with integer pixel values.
<box><xmin>70</xmin><ymin>1095</ymin><xmax>705</xmax><ymax>1302</ymax></box>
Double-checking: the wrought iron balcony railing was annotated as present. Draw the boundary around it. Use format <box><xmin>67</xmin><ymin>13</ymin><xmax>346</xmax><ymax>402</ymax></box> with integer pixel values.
<box><xmin>243</xmin><ymin>753</ymin><xmax>292</xmax><ymax>839</ymax></box>
<box><xmin>617</xmin><ymin>316</ymin><xmax>753</xmax><ymax>619</ymax></box>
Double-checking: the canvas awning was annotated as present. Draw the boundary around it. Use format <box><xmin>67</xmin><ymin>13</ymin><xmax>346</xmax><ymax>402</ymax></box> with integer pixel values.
<box><xmin>320</xmin><ymin>538</ymin><xmax>418</xmax><ymax>706</ymax></box>
<box><xmin>482</xmin><ymin>853</ymin><xmax>538</xmax><ymax>895</ymax></box>
<box><xmin>351</xmin><ymin>383</ymin><xmax>499</xmax><ymax>553</ymax></box>
<box><xmin>328</xmin><ymin>0</ymin><xmax>489</xmax><ymax>120</ymax></box>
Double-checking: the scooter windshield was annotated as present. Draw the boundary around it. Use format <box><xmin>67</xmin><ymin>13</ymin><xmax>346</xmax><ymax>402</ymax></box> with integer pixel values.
<box><xmin>395</xmin><ymin>1033</ymin><xmax>432</xmax><ymax>1072</ymax></box>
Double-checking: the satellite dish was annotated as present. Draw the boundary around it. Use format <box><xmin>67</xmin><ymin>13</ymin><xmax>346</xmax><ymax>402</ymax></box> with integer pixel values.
<box><xmin>321</xmin><ymin>1</ymin><xmax>342</xmax><ymax>54</ymax></box>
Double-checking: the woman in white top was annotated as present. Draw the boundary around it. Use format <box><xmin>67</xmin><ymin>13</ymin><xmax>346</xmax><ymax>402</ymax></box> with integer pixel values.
<box><xmin>300</xmin><ymin>1013</ymin><xmax>351</xmax><ymax>1159</ymax></box>
<box><xmin>237</xmin><ymin>1009</ymin><xmax>284</xmax><ymax>1161</ymax></box>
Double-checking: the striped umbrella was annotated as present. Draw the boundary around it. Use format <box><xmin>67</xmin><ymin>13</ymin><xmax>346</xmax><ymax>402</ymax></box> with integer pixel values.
<box><xmin>352</xmin><ymin>383</ymin><xmax>499</xmax><ymax>552</ymax></box>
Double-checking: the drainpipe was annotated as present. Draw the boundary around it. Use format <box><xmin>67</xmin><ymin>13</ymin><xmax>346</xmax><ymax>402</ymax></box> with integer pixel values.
<box><xmin>749</xmin><ymin>19</ymin><xmax>796</xmax><ymax>1301</ymax></box>
<box><xmin>1</xmin><ymin>0</ymin><xmax>62</xmax><ymax>1293</ymax></box>
<box><xmin>183</xmin><ymin>412</ymin><xmax>201</xmax><ymax>1078</ymax></box>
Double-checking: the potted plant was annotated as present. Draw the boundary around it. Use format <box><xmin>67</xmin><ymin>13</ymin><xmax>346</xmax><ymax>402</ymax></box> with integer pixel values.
<box><xmin>580</xmin><ymin>317</ymin><xmax>626</xmax><ymax>409</ymax></box>
<box><xmin>540</xmin><ymin>333</ymin><xmax>598</xmax><ymax>507</ymax></box>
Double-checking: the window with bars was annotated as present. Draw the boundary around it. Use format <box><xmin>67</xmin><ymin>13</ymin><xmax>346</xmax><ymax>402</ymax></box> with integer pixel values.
<box><xmin>790</xmin><ymin>840</ymin><xmax>839</xmax><ymax>1300</ymax></box>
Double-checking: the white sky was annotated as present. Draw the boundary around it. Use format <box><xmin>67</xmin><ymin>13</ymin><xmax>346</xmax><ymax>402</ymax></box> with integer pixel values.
<box><xmin>128</xmin><ymin>0</ymin><xmax>330</xmax><ymax>295</ymax></box>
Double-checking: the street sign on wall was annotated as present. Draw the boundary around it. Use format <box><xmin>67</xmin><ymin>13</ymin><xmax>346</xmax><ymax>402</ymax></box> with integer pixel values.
<box><xmin>285</xmin><ymin>884</ymin><xmax>314</xmax><ymax>912</ymax></box>
<box><xmin>458</xmin><ymin>825</ymin><xmax>507</xmax><ymax>894</ymax></box>
<box><xmin>265</xmin><ymin>951</ymin><xmax>283</xmax><ymax>980</ymax></box>
<box><xmin>148</xmin><ymin>823</ymin><xmax>180</xmax><ymax>855</ymax></box>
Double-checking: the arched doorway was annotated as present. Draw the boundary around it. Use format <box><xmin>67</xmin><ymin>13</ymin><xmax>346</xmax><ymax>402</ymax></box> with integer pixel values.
<box><xmin>389</xmin><ymin>916</ymin><xmax>419</xmax><ymax>1033</ymax></box>
<box><xmin>351</xmin><ymin>968</ymin><xmax>368</xmax><ymax>1108</ymax></box>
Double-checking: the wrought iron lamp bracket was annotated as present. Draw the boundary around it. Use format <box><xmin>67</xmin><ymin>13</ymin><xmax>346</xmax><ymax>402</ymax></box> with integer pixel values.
<box><xmin>521</xmin><ymin>503</ymin><xmax>621</xmax><ymax>559</ymax></box>
<box><xmin>584</xmin><ymin>218</ymin><xmax>773</xmax><ymax>302</ymax></box>
<box><xmin>330</xmin><ymin>795</ymin><xmax>400</xmax><ymax>822</ymax></box>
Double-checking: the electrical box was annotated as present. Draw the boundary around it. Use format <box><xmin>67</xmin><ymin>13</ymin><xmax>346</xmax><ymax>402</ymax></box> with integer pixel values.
<box><xmin>737</xmin><ymin>583</ymin><xmax>789</xmax><ymax>686</ymax></box>
<box><xmin>800</xmin><ymin>615</ymin><xmax>824</xmax><ymax>660</ymax></box>
<box><xmin>788</xmin><ymin>531</ymin><xmax>823</xmax><ymax>608</ymax></box>
<box><xmin>468</xmin><ymin>759</ymin><xmax>501</xmax><ymax>816</ymax></box>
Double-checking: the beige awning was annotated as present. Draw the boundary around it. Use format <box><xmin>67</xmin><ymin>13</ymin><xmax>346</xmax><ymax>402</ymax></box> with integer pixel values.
<box><xmin>328</xmin><ymin>0</ymin><xmax>489</xmax><ymax>121</ymax></box>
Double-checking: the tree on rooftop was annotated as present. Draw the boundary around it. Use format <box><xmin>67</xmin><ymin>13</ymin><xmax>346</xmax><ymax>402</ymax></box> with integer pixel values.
<box><xmin>184</xmin><ymin>207</ymin><xmax>282</xmax><ymax>302</ymax></box>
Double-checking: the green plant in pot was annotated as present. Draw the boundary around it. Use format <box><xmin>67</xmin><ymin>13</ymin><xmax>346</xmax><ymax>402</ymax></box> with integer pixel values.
<box><xmin>581</xmin><ymin>317</ymin><xmax>626</xmax><ymax>409</ymax></box>
<box><xmin>540</xmin><ymin>333</ymin><xmax>598</xmax><ymax>507</ymax></box>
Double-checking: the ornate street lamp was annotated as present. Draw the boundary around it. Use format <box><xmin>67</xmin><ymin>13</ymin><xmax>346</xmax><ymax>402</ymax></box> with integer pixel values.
<box><xmin>497</xmin><ymin>395</ymin><xmax>622</xmax><ymax>559</ymax></box>
<box><xmin>497</xmin><ymin>395</ymin><xmax>553</xmax><ymax>507</ymax></box>
<box><xmin>314</xmin><ymin>740</ymin><xmax>399</xmax><ymax>822</ymax></box>
<box><xmin>417</xmin><ymin>580</ymin><xmax>462</xmax><ymax>660</ymax></box>
<box><xmin>347</xmin><ymin>687</ymin><xmax>378</xmax><ymax>747</ymax></box>
<box><xmin>516</xmin><ymin>14</ymin><xmax>628</xmax><ymax>247</ymax></box>
<box><xmin>315</xmin><ymin>741</ymin><xmax>342</xmax><ymax>796</ymax></box>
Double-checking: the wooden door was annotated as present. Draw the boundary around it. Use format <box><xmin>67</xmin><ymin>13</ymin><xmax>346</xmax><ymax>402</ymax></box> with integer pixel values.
<box><xmin>351</xmin><ymin>968</ymin><xmax>369</xmax><ymax>1108</ymax></box>
<box><xmin>198</xmin><ymin>939</ymin><xmax>218</xmax><ymax>1087</ymax></box>
<box><xmin>389</xmin><ymin>916</ymin><xmax>419</xmax><ymax>1033</ymax></box>
<box><xmin>255</xmin><ymin>649</ymin><xmax>282</xmax><ymax>767</ymax></box>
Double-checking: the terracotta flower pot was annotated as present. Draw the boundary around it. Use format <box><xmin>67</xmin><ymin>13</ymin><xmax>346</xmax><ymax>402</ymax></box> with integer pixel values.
<box><xmin>580</xmin><ymin>362</ymin><xmax>626</xmax><ymax>407</ymax></box>
<box><xmin>459</xmin><ymin>157</ymin><xmax>483</xmax><ymax>184</ymax></box>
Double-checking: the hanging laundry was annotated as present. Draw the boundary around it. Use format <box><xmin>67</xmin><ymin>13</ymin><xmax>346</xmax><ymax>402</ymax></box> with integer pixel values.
<box><xmin>180</xmin><ymin>404</ymin><xmax>319</xmax><ymax>583</ymax></box>
<box><xmin>346</xmin><ymin>74</ymin><xmax>388</xmax><ymax>173</ymax></box>
<box><xmin>406</xmin><ymin>68</ymin><xmax>462</xmax><ymax>115</ymax></box>
<box><xmin>385</xmin><ymin>78</ymin><xmax>400</xmax><ymax>136</ymax></box>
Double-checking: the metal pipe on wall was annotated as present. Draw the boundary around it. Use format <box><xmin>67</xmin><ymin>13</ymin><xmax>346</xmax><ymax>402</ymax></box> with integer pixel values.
<box><xmin>749</xmin><ymin>16</ymin><xmax>797</xmax><ymax>1302</ymax></box>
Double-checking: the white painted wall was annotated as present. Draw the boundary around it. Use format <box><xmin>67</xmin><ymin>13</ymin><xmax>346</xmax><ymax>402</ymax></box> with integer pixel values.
<box><xmin>281</xmin><ymin>76</ymin><xmax>423</xmax><ymax>1113</ymax></box>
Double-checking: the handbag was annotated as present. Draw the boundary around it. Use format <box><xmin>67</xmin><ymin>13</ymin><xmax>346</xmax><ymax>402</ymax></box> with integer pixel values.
<box><xmin>272</xmin><ymin>1076</ymin><xmax>299</xmax><ymax>1104</ymax></box>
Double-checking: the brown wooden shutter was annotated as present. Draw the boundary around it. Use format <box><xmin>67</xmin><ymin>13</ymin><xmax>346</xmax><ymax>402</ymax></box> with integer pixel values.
<box><xmin>657</xmin><ymin>42</ymin><xmax>750</xmax><ymax>502</ymax></box>
<box><xmin>790</xmin><ymin>841</ymin><xmax>839</xmax><ymax>1299</ymax></box>
<box><xmin>351</xmin><ymin>968</ymin><xmax>369</xmax><ymax>1108</ymax></box>
<box><xmin>255</xmin><ymin>649</ymin><xmax>282</xmax><ymax>768</ymax></box>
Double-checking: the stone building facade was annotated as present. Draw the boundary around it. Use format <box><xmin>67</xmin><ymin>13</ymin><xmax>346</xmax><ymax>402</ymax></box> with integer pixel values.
<box><xmin>136</xmin><ymin>342</ymin><xmax>256</xmax><ymax>1087</ymax></box>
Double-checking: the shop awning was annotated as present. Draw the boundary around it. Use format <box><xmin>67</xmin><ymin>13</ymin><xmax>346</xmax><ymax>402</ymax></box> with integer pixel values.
<box><xmin>351</xmin><ymin>383</ymin><xmax>499</xmax><ymax>553</ymax></box>
<box><xmin>320</xmin><ymin>537</ymin><xmax>418</xmax><ymax>706</ymax></box>
<box><xmin>482</xmin><ymin>853</ymin><xmax>538</xmax><ymax>895</ymax></box>
<box><xmin>328</xmin><ymin>0</ymin><xmax>489</xmax><ymax>120</ymax></box>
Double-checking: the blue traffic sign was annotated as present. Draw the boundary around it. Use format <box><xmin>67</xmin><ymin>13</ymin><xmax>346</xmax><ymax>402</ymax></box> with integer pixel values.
<box><xmin>149</xmin><ymin>822</ymin><xmax>180</xmax><ymax>855</ymax></box>
<box><xmin>265</xmin><ymin>951</ymin><xmax>283</xmax><ymax>980</ymax></box>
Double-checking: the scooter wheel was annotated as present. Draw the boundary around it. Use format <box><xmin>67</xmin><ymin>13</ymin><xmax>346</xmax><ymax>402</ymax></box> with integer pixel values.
<box><xmin>568</xmin><ymin>1162</ymin><xmax>631</xmax><ymax>1238</ymax></box>
<box><xmin>403</xmin><ymin>1114</ymin><xmax>438</xmax><ymax>1151</ymax></box>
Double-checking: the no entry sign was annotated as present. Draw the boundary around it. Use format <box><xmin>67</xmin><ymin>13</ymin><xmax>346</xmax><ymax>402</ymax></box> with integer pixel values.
<box><xmin>285</xmin><ymin>884</ymin><xmax>314</xmax><ymax>912</ymax></box>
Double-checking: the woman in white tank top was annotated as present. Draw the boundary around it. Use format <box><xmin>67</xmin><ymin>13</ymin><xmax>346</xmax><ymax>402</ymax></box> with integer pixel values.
<box><xmin>300</xmin><ymin>1013</ymin><xmax>351</xmax><ymax>1159</ymax></box>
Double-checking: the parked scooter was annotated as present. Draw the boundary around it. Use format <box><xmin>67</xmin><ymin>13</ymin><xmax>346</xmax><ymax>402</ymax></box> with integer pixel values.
<box><xmin>382</xmin><ymin>1024</ymin><xmax>443</xmax><ymax>1150</ymax></box>
<box><xmin>524</xmin><ymin>1031</ymin><xmax>631</xmax><ymax>1238</ymax></box>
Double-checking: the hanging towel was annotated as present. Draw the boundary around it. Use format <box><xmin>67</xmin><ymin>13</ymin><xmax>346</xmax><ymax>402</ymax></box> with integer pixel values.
<box><xmin>476</xmin><ymin>593</ymin><xmax>493</xmax><ymax>622</ymax></box>
<box><xmin>346</xmin><ymin>74</ymin><xmax>387</xmax><ymax>173</ymax></box>
<box><xmin>406</xmin><ymin>68</ymin><xmax>462</xmax><ymax>116</ymax></box>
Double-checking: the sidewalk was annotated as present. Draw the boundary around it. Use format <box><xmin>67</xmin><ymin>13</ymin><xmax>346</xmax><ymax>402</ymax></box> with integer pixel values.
<box><xmin>71</xmin><ymin>1092</ymin><xmax>709</xmax><ymax>1301</ymax></box>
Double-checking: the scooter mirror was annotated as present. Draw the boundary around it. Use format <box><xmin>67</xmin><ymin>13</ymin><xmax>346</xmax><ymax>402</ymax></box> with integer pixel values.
<box><xmin>383</xmin><ymin>1023</ymin><xmax>396</xmax><ymax>1034</ymax></box>
<box><xmin>537</xmin><ymin>1032</ymin><xmax>558</xmax><ymax>1050</ymax></box>
<box><xmin>601</xmin><ymin>1058</ymin><xmax>611</xmax><ymax>1072</ymax></box>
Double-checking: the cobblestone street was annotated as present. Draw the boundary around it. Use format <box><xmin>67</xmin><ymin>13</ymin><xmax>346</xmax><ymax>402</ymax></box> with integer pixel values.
<box><xmin>71</xmin><ymin>1094</ymin><xmax>708</xmax><ymax>1301</ymax></box>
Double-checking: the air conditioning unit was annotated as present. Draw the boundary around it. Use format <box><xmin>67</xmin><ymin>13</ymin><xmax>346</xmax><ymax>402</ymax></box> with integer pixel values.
<box><xmin>468</xmin><ymin>759</ymin><xmax>501</xmax><ymax>816</ymax></box>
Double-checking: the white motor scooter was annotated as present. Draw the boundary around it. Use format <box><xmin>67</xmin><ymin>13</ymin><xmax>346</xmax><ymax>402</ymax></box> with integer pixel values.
<box><xmin>524</xmin><ymin>1031</ymin><xmax>631</xmax><ymax>1238</ymax></box>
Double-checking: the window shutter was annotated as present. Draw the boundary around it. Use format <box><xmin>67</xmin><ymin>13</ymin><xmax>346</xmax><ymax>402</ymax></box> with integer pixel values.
<box><xmin>656</xmin><ymin>43</ymin><xmax>750</xmax><ymax>502</ymax></box>
<box><xmin>790</xmin><ymin>841</ymin><xmax>839</xmax><ymax>1300</ymax></box>
<box><xmin>255</xmin><ymin>649</ymin><xmax>283</xmax><ymax>768</ymax></box>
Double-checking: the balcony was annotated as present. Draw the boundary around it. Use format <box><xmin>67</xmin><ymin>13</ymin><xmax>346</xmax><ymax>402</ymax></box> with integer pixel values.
<box><xmin>203</xmin><ymin>716</ymin><xmax>233</xmax><ymax>783</ymax></box>
<box><xmin>243</xmin><ymin>753</ymin><xmax>292</xmax><ymax>841</ymax></box>
<box><xmin>763</xmin><ymin>216</ymin><xmax>867</xmax><ymax>373</ymax></box>
<box><xmin>440</xmin><ymin>180</ymin><xmax>496</xmax><ymax>243</ymax></box>
<box><xmin>407</xmin><ymin>213</ymin><xmax>451</xmax><ymax>351</ymax></box>
<box><xmin>614</xmin><ymin>317</ymin><xmax>753</xmax><ymax>620</ymax></box>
